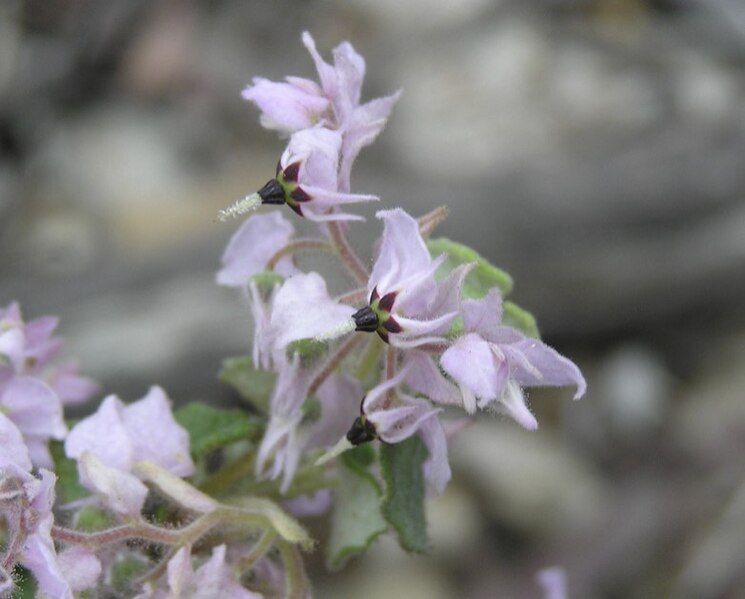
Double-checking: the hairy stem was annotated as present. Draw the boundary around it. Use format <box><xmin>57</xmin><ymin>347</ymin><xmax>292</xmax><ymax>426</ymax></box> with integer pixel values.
<box><xmin>277</xmin><ymin>540</ymin><xmax>310</xmax><ymax>599</ymax></box>
<box><xmin>199</xmin><ymin>454</ymin><xmax>256</xmax><ymax>497</ymax></box>
<box><xmin>354</xmin><ymin>337</ymin><xmax>383</xmax><ymax>381</ymax></box>
<box><xmin>327</xmin><ymin>221</ymin><xmax>369</xmax><ymax>285</ymax></box>
<box><xmin>336</xmin><ymin>287</ymin><xmax>367</xmax><ymax>305</ymax></box>
<box><xmin>51</xmin><ymin>511</ymin><xmax>225</xmax><ymax>550</ymax></box>
<box><xmin>266</xmin><ymin>239</ymin><xmax>334</xmax><ymax>271</ymax></box>
<box><xmin>384</xmin><ymin>345</ymin><xmax>398</xmax><ymax>407</ymax></box>
<box><xmin>418</xmin><ymin>205</ymin><xmax>450</xmax><ymax>238</ymax></box>
<box><xmin>308</xmin><ymin>334</ymin><xmax>364</xmax><ymax>396</ymax></box>
<box><xmin>235</xmin><ymin>530</ymin><xmax>276</xmax><ymax>573</ymax></box>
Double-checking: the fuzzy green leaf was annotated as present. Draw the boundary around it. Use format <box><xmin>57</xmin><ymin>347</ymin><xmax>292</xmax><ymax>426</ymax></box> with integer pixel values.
<box><xmin>218</xmin><ymin>356</ymin><xmax>276</xmax><ymax>414</ymax></box>
<box><xmin>326</xmin><ymin>446</ymin><xmax>387</xmax><ymax>571</ymax></box>
<box><xmin>50</xmin><ymin>440</ymin><xmax>88</xmax><ymax>503</ymax></box>
<box><xmin>380</xmin><ymin>436</ymin><xmax>429</xmax><ymax>553</ymax></box>
<box><xmin>427</xmin><ymin>237</ymin><xmax>513</xmax><ymax>298</ymax></box>
<box><xmin>175</xmin><ymin>402</ymin><xmax>263</xmax><ymax>460</ymax></box>
<box><xmin>503</xmin><ymin>301</ymin><xmax>540</xmax><ymax>338</ymax></box>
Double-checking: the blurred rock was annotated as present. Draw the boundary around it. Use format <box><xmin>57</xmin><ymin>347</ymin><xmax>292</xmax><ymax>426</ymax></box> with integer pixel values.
<box><xmin>673</xmin><ymin>480</ymin><xmax>745</xmax><ymax>599</ymax></box>
<box><xmin>450</xmin><ymin>421</ymin><xmax>606</xmax><ymax>535</ymax></box>
<box><xmin>595</xmin><ymin>344</ymin><xmax>672</xmax><ymax>440</ymax></box>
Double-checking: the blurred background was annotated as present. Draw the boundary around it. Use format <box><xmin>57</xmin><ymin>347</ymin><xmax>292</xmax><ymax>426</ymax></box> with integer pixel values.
<box><xmin>2</xmin><ymin>0</ymin><xmax>745</xmax><ymax>597</ymax></box>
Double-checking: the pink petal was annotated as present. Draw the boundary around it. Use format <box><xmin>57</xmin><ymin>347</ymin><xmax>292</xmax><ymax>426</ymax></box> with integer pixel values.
<box><xmin>78</xmin><ymin>452</ymin><xmax>148</xmax><ymax>517</ymax></box>
<box><xmin>440</xmin><ymin>333</ymin><xmax>507</xmax><ymax>406</ymax></box>
<box><xmin>65</xmin><ymin>395</ymin><xmax>134</xmax><ymax>471</ymax></box>
<box><xmin>194</xmin><ymin>545</ymin><xmax>262</xmax><ymax>598</ymax></box>
<box><xmin>216</xmin><ymin>212</ymin><xmax>297</xmax><ymax>288</ymax></box>
<box><xmin>369</xmin><ymin>208</ymin><xmax>433</xmax><ymax>299</ymax></box>
<box><xmin>0</xmin><ymin>412</ymin><xmax>31</xmax><ymax>471</ymax></box>
<box><xmin>1</xmin><ymin>376</ymin><xmax>66</xmax><ymax>440</ymax></box>
<box><xmin>123</xmin><ymin>386</ymin><xmax>194</xmax><ymax>477</ymax></box>
<box><xmin>269</xmin><ymin>272</ymin><xmax>355</xmax><ymax>350</ymax></box>
<box><xmin>242</xmin><ymin>77</ymin><xmax>329</xmax><ymax>133</ymax></box>
<box><xmin>404</xmin><ymin>351</ymin><xmax>461</xmax><ymax>406</ymax></box>
<box><xmin>415</xmin><ymin>408</ymin><xmax>451</xmax><ymax>495</ymax></box>
<box><xmin>57</xmin><ymin>546</ymin><xmax>101</xmax><ymax>592</ymax></box>
<box><xmin>47</xmin><ymin>361</ymin><xmax>100</xmax><ymax>406</ymax></box>
<box><xmin>507</xmin><ymin>339</ymin><xmax>587</xmax><ymax>399</ymax></box>
<box><xmin>462</xmin><ymin>288</ymin><xmax>504</xmax><ymax>340</ymax></box>
<box><xmin>495</xmin><ymin>380</ymin><xmax>538</xmax><ymax>431</ymax></box>
<box><xmin>309</xmin><ymin>373</ymin><xmax>362</xmax><ymax>449</ymax></box>
<box><xmin>21</xmin><ymin>515</ymin><xmax>72</xmax><ymax>599</ymax></box>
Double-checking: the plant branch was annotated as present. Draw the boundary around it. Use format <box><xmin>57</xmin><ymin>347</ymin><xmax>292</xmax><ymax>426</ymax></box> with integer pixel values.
<box><xmin>326</xmin><ymin>221</ymin><xmax>369</xmax><ymax>285</ymax></box>
<box><xmin>418</xmin><ymin>205</ymin><xmax>450</xmax><ymax>238</ymax></box>
<box><xmin>336</xmin><ymin>287</ymin><xmax>367</xmax><ymax>305</ymax></box>
<box><xmin>308</xmin><ymin>334</ymin><xmax>364</xmax><ymax>396</ymax></box>
<box><xmin>266</xmin><ymin>239</ymin><xmax>334</xmax><ymax>271</ymax></box>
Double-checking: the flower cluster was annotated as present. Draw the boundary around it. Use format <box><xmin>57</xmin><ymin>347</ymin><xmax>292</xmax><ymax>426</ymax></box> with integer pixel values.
<box><xmin>0</xmin><ymin>32</ymin><xmax>587</xmax><ymax>598</ymax></box>
<box><xmin>217</xmin><ymin>32</ymin><xmax>586</xmax><ymax>502</ymax></box>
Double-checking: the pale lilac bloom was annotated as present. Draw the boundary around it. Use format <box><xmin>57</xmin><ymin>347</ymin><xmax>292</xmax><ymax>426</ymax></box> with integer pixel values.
<box><xmin>300</xmin><ymin>32</ymin><xmax>401</xmax><ymax>191</ymax></box>
<box><xmin>0</xmin><ymin>302</ymin><xmax>99</xmax><ymax>407</ymax></box>
<box><xmin>0</xmin><ymin>375</ymin><xmax>66</xmax><ymax>468</ymax></box>
<box><xmin>441</xmin><ymin>289</ymin><xmax>586</xmax><ymax>427</ymax></box>
<box><xmin>276</xmin><ymin>126</ymin><xmax>378</xmax><ymax>222</ymax></box>
<box><xmin>257</xmin><ymin>357</ymin><xmax>361</xmax><ymax>494</ymax></box>
<box><xmin>267</xmin><ymin>272</ymin><xmax>355</xmax><ymax>354</ymax></box>
<box><xmin>57</xmin><ymin>545</ymin><xmax>102</xmax><ymax>593</ymax></box>
<box><xmin>216</xmin><ymin>212</ymin><xmax>298</xmax><ymax>288</ymax></box>
<box><xmin>243</xmin><ymin>76</ymin><xmax>329</xmax><ymax>134</ymax></box>
<box><xmin>360</xmin><ymin>208</ymin><xmax>469</xmax><ymax>348</ymax></box>
<box><xmin>65</xmin><ymin>386</ymin><xmax>194</xmax><ymax>516</ymax></box>
<box><xmin>255</xmin><ymin>356</ymin><xmax>311</xmax><ymax>493</ymax></box>
<box><xmin>46</xmin><ymin>360</ymin><xmax>100</xmax><ymax>407</ymax></box>
<box><xmin>141</xmin><ymin>544</ymin><xmax>261</xmax><ymax>599</ymax></box>
<box><xmin>248</xmin><ymin>279</ymin><xmax>278</xmax><ymax>371</ymax></box>
<box><xmin>0</xmin><ymin>413</ymin><xmax>92</xmax><ymax>599</ymax></box>
<box><xmin>361</xmin><ymin>371</ymin><xmax>451</xmax><ymax>494</ymax></box>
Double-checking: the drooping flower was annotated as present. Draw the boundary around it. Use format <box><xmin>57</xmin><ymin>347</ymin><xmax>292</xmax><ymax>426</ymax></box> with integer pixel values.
<box><xmin>256</xmin><ymin>354</ymin><xmax>361</xmax><ymax>494</ymax></box>
<box><xmin>218</xmin><ymin>127</ymin><xmax>378</xmax><ymax>223</ymax></box>
<box><xmin>266</xmin><ymin>272</ymin><xmax>356</xmax><ymax>356</ymax></box>
<box><xmin>351</xmin><ymin>208</ymin><xmax>469</xmax><ymax>347</ymax></box>
<box><xmin>440</xmin><ymin>289</ymin><xmax>586</xmax><ymax>428</ymax></box>
<box><xmin>299</xmin><ymin>32</ymin><xmax>401</xmax><ymax>191</ymax></box>
<box><xmin>242</xmin><ymin>32</ymin><xmax>400</xmax><ymax>189</ymax></box>
<box><xmin>216</xmin><ymin>212</ymin><xmax>298</xmax><ymax>288</ymax></box>
<box><xmin>140</xmin><ymin>544</ymin><xmax>261</xmax><ymax>598</ymax></box>
<box><xmin>346</xmin><ymin>370</ymin><xmax>451</xmax><ymax>494</ymax></box>
<box><xmin>0</xmin><ymin>412</ymin><xmax>100</xmax><ymax>599</ymax></box>
<box><xmin>65</xmin><ymin>386</ymin><xmax>194</xmax><ymax>516</ymax></box>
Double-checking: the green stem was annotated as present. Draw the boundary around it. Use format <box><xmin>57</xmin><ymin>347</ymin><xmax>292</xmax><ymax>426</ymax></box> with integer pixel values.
<box><xmin>277</xmin><ymin>540</ymin><xmax>310</xmax><ymax>599</ymax></box>
<box><xmin>199</xmin><ymin>454</ymin><xmax>256</xmax><ymax>497</ymax></box>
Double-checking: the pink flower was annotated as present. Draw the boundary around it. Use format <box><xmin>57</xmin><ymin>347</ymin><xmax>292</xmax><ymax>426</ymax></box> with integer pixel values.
<box><xmin>440</xmin><ymin>289</ymin><xmax>586</xmax><ymax>428</ymax></box>
<box><xmin>0</xmin><ymin>413</ymin><xmax>99</xmax><ymax>598</ymax></box>
<box><xmin>273</xmin><ymin>126</ymin><xmax>378</xmax><ymax>222</ymax></box>
<box><xmin>142</xmin><ymin>544</ymin><xmax>261</xmax><ymax>598</ymax></box>
<box><xmin>242</xmin><ymin>76</ymin><xmax>329</xmax><ymax>134</ymax></box>
<box><xmin>352</xmin><ymin>208</ymin><xmax>469</xmax><ymax>347</ymax></box>
<box><xmin>266</xmin><ymin>272</ymin><xmax>356</xmax><ymax>356</ymax></box>
<box><xmin>300</xmin><ymin>32</ymin><xmax>401</xmax><ymax>191</ymax></box>
<box><xmin>346</xmin><ymin>370</ymin><xmax>452</xmax><ymax>494</ymax></box>
<box><xmin>65</xmin><ymin>386</ymin><xmax>194</xmax><ymax>516</ymax></box>
<box><xmin>0</xmin><ymin>302</ymin><xmax>99</xmax><ymax>407</ymax></box>
<box><xmin>256</xmin><ymin>354</ymin><xmax>361</xmax><ymax>493</ymax></box>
